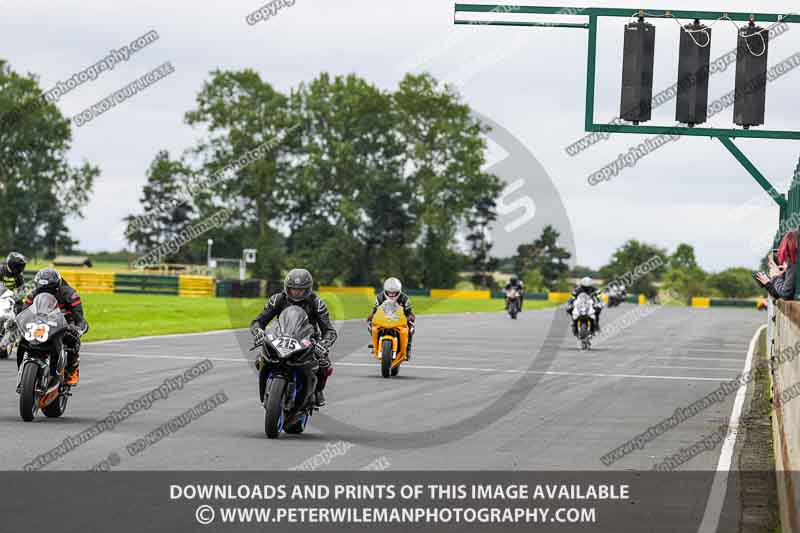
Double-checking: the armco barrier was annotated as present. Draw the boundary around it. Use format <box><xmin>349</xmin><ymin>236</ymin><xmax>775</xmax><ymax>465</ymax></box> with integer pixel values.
<box><xmin>114</xmin><ymin>274</ymin><xmax>179</xmax><ymax>295</ymax></box>
<box><xmin>319</xmin><ymin>286</ymin><xmax>375</xmax><ymax>297</ymax></box>
<box><xmin>547</xmin><ymin>292</ymin><xmax>571</xmax><ymax>304</ymax></box>
<box><xmin>710</xmin><ymin>298</ymin><xmax>761</xmax><ymax>308</ymax></box>
<box><xmin>179</xmin><ymin>276</ymin><xmax>215</xmax><ymax>297</ymax></box>
<box><xmin>691</xmin><ymin>297</ymin><xmax>761</xmax><ymax>309</ymax></box>
<box><xmin>60</xmin><ymin>270</ymin><xmax>114</xmax><ymax>294</ymax></box>
<box><xmin>217</xmin><ymin>280</ymin><xmax>263</xmax><ymax>298</ymax></box>
<box><xmin>773</xmin><ymin>300</ymin><xmax>800</xmax><ymax>532</ymax></box>
<box><xmin>429</xmin><ymin>289</ymin><xmax>490</xmax><ymax>300</ymax></box>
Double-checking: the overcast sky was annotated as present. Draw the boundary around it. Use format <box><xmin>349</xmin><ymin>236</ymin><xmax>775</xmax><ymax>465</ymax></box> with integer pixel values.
<box><xmin>3</xmin><ymin>0</ymin><xmax>799</xmax><ymax>271</ymax></box>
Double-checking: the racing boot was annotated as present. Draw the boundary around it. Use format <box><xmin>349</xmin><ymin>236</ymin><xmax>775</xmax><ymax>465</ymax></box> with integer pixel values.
<box><xmin>65</xmin><ymin>355</ymin><xmax>80</xmax><ymax>386</ymax></box>
<box><xmin>315</xmin><ymin>369</ymin><xmax>329</xmax><ymax>407</ymax></box>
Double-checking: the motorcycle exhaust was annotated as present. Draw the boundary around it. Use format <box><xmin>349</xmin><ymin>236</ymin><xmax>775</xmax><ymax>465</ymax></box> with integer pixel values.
<box><xmin>38</xmin><ymin>384</ymin><xmax>60</xmax><ymax>409</ymax></box>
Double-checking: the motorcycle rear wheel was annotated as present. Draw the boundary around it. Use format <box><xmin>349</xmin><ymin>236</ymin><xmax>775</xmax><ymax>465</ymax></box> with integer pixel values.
<box><xmin>19</xmin><ymin>363</ymin><xmax>40</xmax><ymax>422</ymax></box>
<box><xmin>264</xmin><ymin>376</ymin><xmax>287</xmax><ymax>439</ymax></box>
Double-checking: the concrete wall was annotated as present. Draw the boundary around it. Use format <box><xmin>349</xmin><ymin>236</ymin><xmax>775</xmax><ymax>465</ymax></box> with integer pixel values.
<box><xmin>772</xmin><ymin>300</ymin><xmax>800</xmax><ymax>532</ymax></box>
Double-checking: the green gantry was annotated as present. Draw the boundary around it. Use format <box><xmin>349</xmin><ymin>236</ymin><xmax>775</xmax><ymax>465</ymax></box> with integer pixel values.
<box><xmin>454</xmin><ymin>4</ymin><xmax>800</xmax><ymax>211</ymax></box>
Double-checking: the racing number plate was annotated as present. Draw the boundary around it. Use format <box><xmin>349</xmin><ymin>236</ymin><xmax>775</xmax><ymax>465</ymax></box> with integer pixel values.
<box><xmin>24</xmin><ymin>323</ymin><xmax>50</xmax><ymax>342</ymax></box>
<box><xmin>274</xmin><ymin>336</ymin><xmax>299</xmax><ymax>351</ymax></box>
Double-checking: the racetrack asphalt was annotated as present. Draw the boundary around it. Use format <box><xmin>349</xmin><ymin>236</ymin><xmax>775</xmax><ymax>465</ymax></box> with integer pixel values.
<box><xmin>0</xmin><ymin>304</ymin><xmax>764</xmax><ymax>473</ymax></box>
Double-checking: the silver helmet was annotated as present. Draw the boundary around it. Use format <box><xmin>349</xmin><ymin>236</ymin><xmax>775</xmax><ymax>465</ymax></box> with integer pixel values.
<box><xmin>383</xmin><ymin>277</ymin><xmax>402</xmax><ymax>302</ymax></box>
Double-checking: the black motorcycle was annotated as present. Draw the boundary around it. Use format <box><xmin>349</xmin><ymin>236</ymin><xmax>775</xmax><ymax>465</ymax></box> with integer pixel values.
<box><xmin>14</xmin><ymin>293</ymin><xmax>71</xmax><ymax>421</ymax></box>
<box><xmin>607</xmin><ymin>286</ymin><xmax>627</xmax><ymax>308</ymax></box>
<box><xmin>253</xmin><ymin>307</ymin><xmax>320</xmax><ymax>439</ymax></box>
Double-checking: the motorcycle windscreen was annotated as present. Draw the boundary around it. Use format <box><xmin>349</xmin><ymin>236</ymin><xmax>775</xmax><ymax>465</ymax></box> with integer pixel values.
<box><xmin>575</xmin><ymin>293</ymin><xmax>594</xmax><ymax>313</ymax></box>
<box><xmin>31</xmin><ymin>293</ymin><xmax>59</xmax><ymax>315</ymax></box>
<box><xmin>267</xmin><ymin>306</ymin><xmax>315</xmax><ymax>357</ymax></box>
<box><xmin>380</xmin><ymin>300</ymin><xmax>403</xmax><ymax>319</ymax></box>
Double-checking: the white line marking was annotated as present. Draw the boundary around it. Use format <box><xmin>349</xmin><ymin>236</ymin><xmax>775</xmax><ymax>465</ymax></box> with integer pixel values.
<box><xmin>81</xmin><ymin>352</ymin><xmax>736</xmax><ymax>382</ymax></box>
<box><xmin>85</xmin><ymin>328</ymin><xmax>246</xmax><ymax>345</ymax></box>
<box><xmin>685</xmin><ymin>348</ymin><xmax>746</xmax><ymax>354</ymax></box>
<box><xmin>697</xmin><ymin>324</ymin><xmax>764</xmax><ymax>533</ymax></box>
<box><xmin>647</xmin><ymin>356</ymin><xmax>746</xmax><ymax>362</ymax></box>
<box><xmin>644</xmin><ymin>366</ymin><xmax>742</xmax><ymax>372</ymax></box>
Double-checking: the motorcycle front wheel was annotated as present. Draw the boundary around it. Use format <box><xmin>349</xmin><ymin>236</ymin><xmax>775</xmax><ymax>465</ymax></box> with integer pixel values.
<box><xmin>264</xmin><ymin>376</ymin><xmax>287</xmax><ymax>439</ymax></box>
<box><xmin>381</xmin><ymin>339</ymin><xmax>393</xmax><ymax>378</ymax></box>
<box><xmin>19</xmin><ymin>363</ymin><xmax>40</xmax><ymax>422</ymax></box>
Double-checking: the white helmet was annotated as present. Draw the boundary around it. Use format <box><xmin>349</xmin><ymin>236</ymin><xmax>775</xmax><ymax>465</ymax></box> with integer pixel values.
<box><xmin>383</xmin><ymin>277</ymin><xmax>402</xmax><ymax>301</ymax></box>
<box><xmin>580</xmin><ymin>277</ymin><xmax>594</xmax><ymax>288</ymax></box>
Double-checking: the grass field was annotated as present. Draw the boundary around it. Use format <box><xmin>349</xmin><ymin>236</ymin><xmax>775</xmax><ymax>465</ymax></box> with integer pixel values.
<box><xmin>28</xmin><ymin>261</ymin><xmax>131</xmax><ymax>272</ymax></box>
<box><xmin>82</xmin><ymin>293</ymin><xmax>557</xmax><ymax>341</ymax></box>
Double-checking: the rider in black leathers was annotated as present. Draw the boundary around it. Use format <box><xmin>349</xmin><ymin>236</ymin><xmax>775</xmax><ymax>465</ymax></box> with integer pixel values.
<box><xmin>0</xmin><ymin>252</ymin><xmax>26</xmax><ymax>291</ymax></box>
<box><xmin>505</xmin><ymin>275</ymin><xmax>525</xmax><ymax>312</ymax></box>
<box><xmin>250</xmin><ymin>268</ymin><xmax>337</xmax><ymax>407</ymax></box>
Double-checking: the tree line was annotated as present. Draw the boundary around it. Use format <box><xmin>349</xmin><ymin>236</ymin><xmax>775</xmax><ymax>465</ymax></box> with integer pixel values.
<box><xmin>0</xmin><ymin>58</ymin><xmax>767</xmax><ymax>297</ymax></box>
<box><xmin>123</xmin><ymin>70</ymin><xmax>502</xmax><ymax>288</ymax></box>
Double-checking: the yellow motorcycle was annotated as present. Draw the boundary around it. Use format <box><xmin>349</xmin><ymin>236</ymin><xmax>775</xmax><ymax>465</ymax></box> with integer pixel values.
<box><xmin>370</xmin><ymin>300</ymin><xmax>410</xmax><ymax>378</ymax></box>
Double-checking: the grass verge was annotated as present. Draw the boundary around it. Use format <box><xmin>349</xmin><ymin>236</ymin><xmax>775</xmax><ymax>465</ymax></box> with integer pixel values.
<box><xmin>82</xmin><ymin>293</ymin><xmax>557</xmax><ymax>342</ymax></box>
<box><xmin>737</xmin><ymin>327</ymin><xmax>780</xmax><ymax>533</ymax></box>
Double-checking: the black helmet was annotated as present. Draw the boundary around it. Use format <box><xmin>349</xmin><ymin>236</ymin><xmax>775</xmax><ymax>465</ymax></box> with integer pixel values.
<box><xmin>284</xmin><ymin>268</ymin><xmax>313</xmax><ymax>302</ymax></box>
<box><xmin>510</xmin><ymin>275</ymin><xmax>519</xmax><ymax>283</ymax></box>
<box><xmin>6</xmin><ymin>252</ymin><xmax>26</xmax><ymax>276</ymax></box>
<box><xmin>34</xmin><ymin>268</ymin><xmax>61</xmax><ymax>294</ymax></box>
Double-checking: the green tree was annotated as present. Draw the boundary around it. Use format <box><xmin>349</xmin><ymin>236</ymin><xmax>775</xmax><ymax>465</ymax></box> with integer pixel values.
<box><xmin>514</xmin><ymin>225</ymin><xmax>571</xmax><ymax>291</ymax></box>
<box><xmin>393</xmin><ymin>73</ymin><xmax>502</xmax><ymax>288</ymax></box>
<box><xmin>669</xmin><ymin>243</ymin><xmax>699</xmax><ymax>270</ymax></box>
<box><xmin>466</xmin><ymin>195</ymin><xmax>499</xmax><ymax>289</ymax></box>
<box><xmin>708</xmin><ymin>267</ymin><xmax>760</xmax><ymax>298</ymax></box>
<box><xmin>661</xmin><ymin>244</ymin><xmax>708</xmax><ymax>301</ymax></box>
<box><xmin>124</xmin><ymin>150</ymin><xmax>195</xmax><ymax>261</ymax></box>
<box><xmin>184</xmin><ymin>69</ymin><xmax>294</xmax><ymax>279</ymax></box>
<box><xmin>523</xmin><ymin>268</ymin><xmax>547</xmax><ymax>292</ymax></box>
<box><xmin>599</xmin><ymin>240</ymin><xmax>668</xmax><ymax>298</ymax></box>
<box><xmin>0</xmin><ymin>60</ymin><xmax>98</xmax><ymax>257</ymax></box>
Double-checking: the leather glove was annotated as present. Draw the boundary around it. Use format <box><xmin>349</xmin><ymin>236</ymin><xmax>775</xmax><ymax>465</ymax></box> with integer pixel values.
<box><xmin>250</xmin><ymin>324</ymin><xmax>265</xmax><ymax>346</ymax></box>
<box><xmin>314</xmin><ymin>342</ymin><xmax>329</xmax><ymax>358</ymax></box>
<box><xmin>314</xmin><ymin>342</ymin><xmax>331</xmax><ymax>368</ymax></box>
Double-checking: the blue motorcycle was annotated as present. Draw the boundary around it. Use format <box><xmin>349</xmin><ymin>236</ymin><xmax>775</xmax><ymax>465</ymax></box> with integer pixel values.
<box><xmin>253</xmin><ymin>307</ymin><xmax>319</xmax><ymax>438</ymax></box>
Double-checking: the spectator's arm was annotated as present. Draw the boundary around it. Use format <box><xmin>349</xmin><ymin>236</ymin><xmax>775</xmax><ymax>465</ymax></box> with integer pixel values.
<box><xmin>769</xmin><ymin>265</ymin><xmax>796</xmax><ymax>300</ymax></box>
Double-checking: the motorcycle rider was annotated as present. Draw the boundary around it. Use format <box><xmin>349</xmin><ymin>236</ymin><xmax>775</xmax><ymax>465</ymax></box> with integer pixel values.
<box><xmin>250</xmin><ymin>268</ymin><xmax>337</xmax><ymax>407</ymax></box>
<box><xmin>566</xmin><ymin>277</ymin><xmax>603</xmax><ymax>333</ymax></box>
<box><xmin>0</xmin><ymin>252</ymin><xmax>26</xmax><ymax>291</ymax></box>
<box><xmin>17</xmin><ymin>269</ymin><xmax>88</xmax><ymax>386</ymax></box>
<box><xmin>504</xmin><ymin>275</ymin><xmax>525</xmax><ymax>312</ymax></box>
<box><xmin>367</xmin><ymin>277</ymin><xmax>416</xmax><ymax>359</ymax></box>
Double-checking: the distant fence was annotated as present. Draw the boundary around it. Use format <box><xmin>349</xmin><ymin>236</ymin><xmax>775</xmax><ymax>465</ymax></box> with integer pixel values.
<box><xmin>16</xmin><ymin>272</ymin><xmax>660</xmax><ymax>304</ymax></box>
<box><xmin>691</xmin><ymin>297</ymin><xmax>766</xmax><ymax>309</ymax></box>
<box><xmin>23</xmin><ymin>270</ymin><xmax>215</xmax><ymax>298</ymax></box>
<box><xmin>315</xmin><ymin>286</ymin><xmax>648</xmax><ymax>304</ymax></box>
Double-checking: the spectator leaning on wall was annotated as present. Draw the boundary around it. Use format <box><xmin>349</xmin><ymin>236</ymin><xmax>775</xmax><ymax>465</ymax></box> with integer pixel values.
<box><xmin>757</xmin><ymin>230</ymin><xmax>797</xmax><ymax>300</ymax></box>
